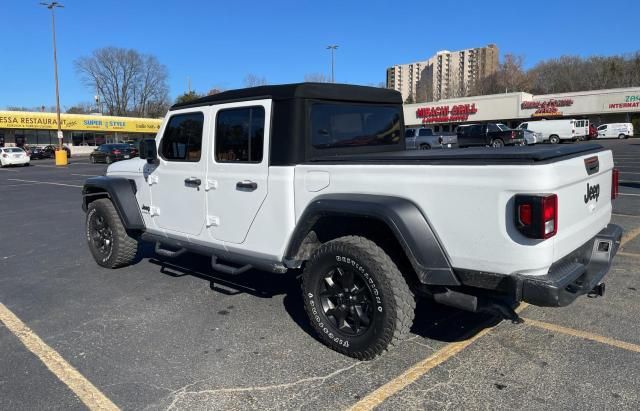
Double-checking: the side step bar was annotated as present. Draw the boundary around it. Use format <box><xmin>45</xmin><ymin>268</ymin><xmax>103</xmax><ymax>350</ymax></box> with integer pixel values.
<box><xmin>155</xmin><ymin>242</ymin><xmax>186</xmax><ymax>258</ymax></box>
<box><xmin>211</xmin><ymin>256</ymin><xmax>252</xmax><ymax>276</ymax></box>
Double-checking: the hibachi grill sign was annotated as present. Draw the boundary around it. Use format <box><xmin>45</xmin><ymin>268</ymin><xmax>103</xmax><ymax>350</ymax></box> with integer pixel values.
<box><xmin>416</xmin><ymin>103</ymin><xmax>478</xmax><ymax>124</ymax></box>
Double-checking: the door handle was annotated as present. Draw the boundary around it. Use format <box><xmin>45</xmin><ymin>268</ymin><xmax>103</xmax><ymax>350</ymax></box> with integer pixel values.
<box><xmin>184</xmin><ymin>177</ymin><xmax>202</xmax><ymax>187</ymax></box>
<box><xmin>236</xmin><ymin>180</ymin><xmax>258</xmax><ymax>191</ymax></box>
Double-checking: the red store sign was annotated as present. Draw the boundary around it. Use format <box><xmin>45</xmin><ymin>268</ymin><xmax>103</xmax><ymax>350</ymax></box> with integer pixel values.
<box><xmin>521</xmin><ymin>98</ymin><xmax>573</xmax><ymax>117</ymax></box>
<box><xmin>416</xmin><ymin>103</ymin><xmax>478</xmax><ymax>124</ymax></box>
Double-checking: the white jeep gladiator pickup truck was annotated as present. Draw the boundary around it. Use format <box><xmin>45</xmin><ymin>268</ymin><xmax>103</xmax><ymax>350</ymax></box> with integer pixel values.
<box><xmin>83</xmin><ymin>83</ymin><xmax>622</xmax><ymax>360</ymax></box>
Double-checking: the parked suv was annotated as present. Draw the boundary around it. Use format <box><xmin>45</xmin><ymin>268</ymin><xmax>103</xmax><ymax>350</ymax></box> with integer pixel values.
<box><xmin>456</xmin><ymin>123</ymin><xmax>525</xmax><ymax>147</ymax></box>
<box><xmin>82</xmin><ymin>83</ymin><xmax>622</xmax><ymax>360</ymax></box>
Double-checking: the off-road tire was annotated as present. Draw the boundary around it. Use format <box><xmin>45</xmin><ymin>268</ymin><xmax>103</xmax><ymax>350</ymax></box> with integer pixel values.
<box><xmin>86</xmin><ymin>199</ymin><xmax>138</xmax><ymax>268</ymax></box>
<box><xmin>549</xmin><ymin>135</ymin><xmax>560</xmax><ymax>144</ymax></box>
<box><xmin>302</xmin><ymin>236</ymin><xmax>415</xmax><ymax>360</ymax></box>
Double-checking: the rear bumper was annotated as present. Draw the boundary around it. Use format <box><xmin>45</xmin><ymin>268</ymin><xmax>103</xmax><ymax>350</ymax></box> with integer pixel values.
<box><xmin>3</xmin><ymin>157</ymin><xmax>30</xmax><ymax>165</ymax></box>
<box><xmin>517</xmin><ymin>224</ymin><xmax>622</xmax><ymax>307</ymax></box>
<box><xmin>455</xmin><ymin>224</ymin><xmax>623</xmax><ymax>308</ymax></box>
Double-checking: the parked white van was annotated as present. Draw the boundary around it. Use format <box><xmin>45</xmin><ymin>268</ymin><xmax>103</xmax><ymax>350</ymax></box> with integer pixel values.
<box><xmin>517</xmin><ymin>119</ymin><xmax>577</xmax><ymax>144</ymax></box>
<box><xmin>574</xmin><ymin>119</ymin><xmax>590</xmax><ymax>140</ymax></box>
<box><xmin>596</xmin><ymin>123</ymin><xmax>634</xmax><ymax>139</ymax></box>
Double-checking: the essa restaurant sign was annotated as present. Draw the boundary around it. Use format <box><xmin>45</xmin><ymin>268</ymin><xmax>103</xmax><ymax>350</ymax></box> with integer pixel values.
<box><xmin>521</xmin><ymin>98</ymin><xmax>573</xmax><ymax>117</ymax></box>
<box><xmin>416</xmin><ymin>103</ymin><xmax>478</xmax><ymax>124</ymax></box>
<box><xmin>0</xmin><ymin>111</ymin><xmax>162</xmax><ymax>133</ymax></box>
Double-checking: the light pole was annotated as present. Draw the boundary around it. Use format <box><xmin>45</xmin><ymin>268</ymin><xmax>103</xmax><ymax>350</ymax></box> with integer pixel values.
<box><xmin>326</xmin><ymin>45</ymin><xmax>338</xmax><ymax>83</ymax></box>
<box><xmin>40</xmin><ymin>2</ymin><xmax>64</xmax><ymax>152</ymax></box>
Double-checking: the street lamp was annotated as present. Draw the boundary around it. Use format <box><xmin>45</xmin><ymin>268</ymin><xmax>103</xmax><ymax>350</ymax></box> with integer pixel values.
<box><xmin>40</xmin><ymin>2</ymin><xmax>64</xmax><ymax>154</ymax></box>
<box><xmin>326</xmin><ymin>45</ymin><xmax>338</xmax><ymax>83</ymax></box>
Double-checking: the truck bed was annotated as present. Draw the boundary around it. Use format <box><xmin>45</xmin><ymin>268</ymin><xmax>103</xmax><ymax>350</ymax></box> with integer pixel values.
<box><xmin>308</xmin><ymin>143</ymin><xmax>605</xmax><ymax>165</ymax></box>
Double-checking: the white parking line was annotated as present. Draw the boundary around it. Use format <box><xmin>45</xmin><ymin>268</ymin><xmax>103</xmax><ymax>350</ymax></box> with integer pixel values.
<box><xmin>0</xmin><ymin>182</ymin><xmax>43</xmax><ymax>188</ymax></box>
<box><xmin>0</xmin><ymin>168</ymin><xmax>18</xmax><ymax>172</ymax></box>
<box><xmin>7</xmin><ymin>178</ymin><xmax>82</xmax><ymax>188</ymax></box>
<box><xmin>619</xmin><ymin>193</ymin><xmax>640</xmax><ymax>197</ymax></box>
<box><xmin>620</xmin><ymin>171</ymin><xmax>640</xmax><ymax>175</ymax></box>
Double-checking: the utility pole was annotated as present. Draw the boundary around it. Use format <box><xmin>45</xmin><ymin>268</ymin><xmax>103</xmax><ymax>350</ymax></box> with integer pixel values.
<box><xmin>326</xmin><ymin>45</ymin><xmax>338</xmax><ymax>83</ymax></box>
<box><xmin>40</xmin><ymin>2</ymin><xmax>64</xmax><ymax>153</ymax></box>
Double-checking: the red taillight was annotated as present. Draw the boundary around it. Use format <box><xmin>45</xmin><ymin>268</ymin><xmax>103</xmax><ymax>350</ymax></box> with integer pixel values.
<box><xmin>542</xmin><ymin>195</ymin><xmax>558</xmax><ymax>239</ymax></box>
<box><xmin>511</xmin><ymin>131</ymin><xmax>515</xmax><ymax>139</ymax></box>
<box><xmin>612</xmin><ymin>168</ymin><xmax>619</xmax><ymax>200</ymax></box>
<box><xmin>518</xmin><ymin>204</ymin><xmax>532</xmax><ymax>226</ymax></box>
<box><xmin>514</xmin><ymin>194</ymin><xmax>558</xmax><ymax>239</ymax></box>
<box><xmin>112</xmin><ymin>149</ymin><xmax>121</xmax><ymax>154</ymax></box>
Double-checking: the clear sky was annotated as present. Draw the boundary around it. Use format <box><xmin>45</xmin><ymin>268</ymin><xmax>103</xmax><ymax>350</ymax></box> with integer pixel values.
<box><xmin>1</xmin><ymin>0</ymin><xmax>638</xmax><ymax>110</ymax></box>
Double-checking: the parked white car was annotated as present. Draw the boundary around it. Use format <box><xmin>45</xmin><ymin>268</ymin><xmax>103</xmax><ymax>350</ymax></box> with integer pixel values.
<box><xmin>517</xmin><ymin>119</ymin><xmax>577</xmax><ymax>144</ymax></box>
<box><xmin>521</xmin><ymin>128</ymin><xmax>543</xmax><ymax>145</ymax></box>
<box><xmin>0</xmin><ymin>147</ymin><xmax>30</xmax><ymax>167</ymax></box>
<box><xmin>596</xmin><ymin>123</ymin><xmax>634</xmax><ymax>139</ymax></box>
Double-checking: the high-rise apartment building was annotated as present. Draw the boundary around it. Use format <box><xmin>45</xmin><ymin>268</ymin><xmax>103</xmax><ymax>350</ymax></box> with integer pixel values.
<box><xmin>386</xmin><ymin>44</ymin><xmax>499</xmax><ymax>102</ymax></box>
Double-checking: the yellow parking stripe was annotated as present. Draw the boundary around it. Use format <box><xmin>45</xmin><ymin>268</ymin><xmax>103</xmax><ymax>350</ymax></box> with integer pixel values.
<box><xmin>348</xmin><ymin>303</ymin><xmax>530</xmax><ymax>411</ymax></box>
<box><xmin>347</xmin><ymin>327</ymin><xmax>493</xmax><ymax>411</ymax></box>
<box><xmin>618</xmin><ymin>251</ymin><xmax>640</xmax><ymax>259</ymax></box>
<box><xmin>621</xmin><ymin>225</ymin><xmax>640</xmax><ymax>246</ymax></box>
<box><xmin>522</xmin><ymin>317</ymin><xmax>640</xmax><ymax>353</ymax></box>
<box><xmin>0</xmin><ymin>303</ymin><xmax>119</xmax><ymax>410</ymax></box>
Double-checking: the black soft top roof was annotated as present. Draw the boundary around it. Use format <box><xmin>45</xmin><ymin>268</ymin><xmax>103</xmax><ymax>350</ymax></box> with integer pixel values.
<box><xmin>170</xmin><ymin>82</ymin><xmax>402</xmax><ymax>110</ymax></box>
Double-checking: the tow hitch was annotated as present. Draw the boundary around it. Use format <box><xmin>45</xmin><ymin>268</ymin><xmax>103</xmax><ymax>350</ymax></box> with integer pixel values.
<box><xmin>588</xmin><ymin>283</ymin><xmax>606</xmax><ymax>298</ymax></box>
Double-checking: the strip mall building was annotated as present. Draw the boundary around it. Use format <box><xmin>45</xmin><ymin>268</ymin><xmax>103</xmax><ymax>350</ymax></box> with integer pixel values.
<box><xmin>0</xmin><ymin>111</ymin><xmax>162</xmax><ymax>155</ymax></box>
<box><xmin>403</xmin><ymin>87</ymin><xmax>640</xmax><ymax>133</ymax></box>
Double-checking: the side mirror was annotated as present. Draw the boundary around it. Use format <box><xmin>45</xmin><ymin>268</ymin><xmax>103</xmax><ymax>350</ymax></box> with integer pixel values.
<box><xmin>140</xmin><ymin>139</ymin><xmax>158</xmax><ymax>164</ymax></box>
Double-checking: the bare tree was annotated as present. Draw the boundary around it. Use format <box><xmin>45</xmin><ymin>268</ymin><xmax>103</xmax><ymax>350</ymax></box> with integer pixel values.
<box><xmin>75</xmin><ymin>47</ymin><xmax>170</xmax><ymax>117</ymax></box>
<box><xmin>243</xmin><ymin>74</ymin><xmax>267</xmax><ymax>88</ymax></box>
<box><xmin>304</xmin><ymin>73</ymin><xmax>330</xmax><ymax>83</ymax></box>
<box><xmin>66</xmin><ymin>102</ymin><xmax>95</xmax><ymax>114</ymax></box>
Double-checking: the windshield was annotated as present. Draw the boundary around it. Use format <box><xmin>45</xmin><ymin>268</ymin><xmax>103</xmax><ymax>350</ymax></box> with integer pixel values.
<box><xmin>4</xmin><ymin>148</ymin><xmax>23</xmax><ymax>153</ymax></box>
<box><xmin>311</xmin><ymin>103</ymin><xmax>402</xmax><ymax>149</ymax></box>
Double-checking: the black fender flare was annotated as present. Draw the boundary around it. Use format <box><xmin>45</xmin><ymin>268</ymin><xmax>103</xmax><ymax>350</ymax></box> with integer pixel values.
<box><xmin>285</xmin><ymin>194</ymin><xmax>459</xmax><ymax>286</ymax></box>
<box><xmin>82</xmin><ymin>176</ymin><xmax>145</xmax><ymax>231</ymax></box>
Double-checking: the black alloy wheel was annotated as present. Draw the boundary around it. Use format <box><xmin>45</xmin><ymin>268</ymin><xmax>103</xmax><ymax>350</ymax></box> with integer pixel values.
<box><xmin>319</xmin><ymin>266</ymin><xmax>374</xmax><ymax>337</ymax></box>
<box><xmin>89</xmin><ymin>211</ymin><xmax>113</xmax><ymax>259</ymax></box>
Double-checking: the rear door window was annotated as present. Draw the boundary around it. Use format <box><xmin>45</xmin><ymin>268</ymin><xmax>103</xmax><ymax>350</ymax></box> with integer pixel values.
<box><xmin>215</xmin><ymin>106</ymin><xmax>265</xmax><ymax>163</ymax></box>
<box><xmin>418</xmin><ymin>128</ymin><xmax>433</xmax><ymax>137</ymax></box>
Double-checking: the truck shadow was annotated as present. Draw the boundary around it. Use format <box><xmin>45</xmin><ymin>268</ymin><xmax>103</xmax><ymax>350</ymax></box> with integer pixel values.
<box><xmin>141</xmin><ymin>243</ymin><xmax>499</xmax><ymax>345</ymax></box>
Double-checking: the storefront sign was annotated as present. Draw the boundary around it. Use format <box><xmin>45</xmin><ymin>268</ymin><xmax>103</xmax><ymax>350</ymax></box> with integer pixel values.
<box><xmin>416</xmin><ymin>103</ymin><xmax>478</xmax><ymax>124</ymax></box>
<box><xmin>608</xmin><ymin>95</ymin><xmax>640</xmax><ymax>109</ymax></box>
<box><xmin>521</xmin><ymin>98</ymin><xmax>573</xmax><ymax>117</ymax></box>
<box><xmin>0</xmin><ymin>111</ymin><xmax>162</xmax><ymax>133</ymax></box>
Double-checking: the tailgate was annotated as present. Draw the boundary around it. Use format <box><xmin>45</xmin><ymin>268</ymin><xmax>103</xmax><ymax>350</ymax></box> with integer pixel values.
<box><xmin>549</xmin><ymin>150</ymin><xmax>614</xmax><ymax>262</ymax></box>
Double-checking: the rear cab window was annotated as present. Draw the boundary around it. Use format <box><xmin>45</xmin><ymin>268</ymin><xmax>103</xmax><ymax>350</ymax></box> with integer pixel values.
<box><xmin>310</xmin><ymin>102</ymin><xmax>402</xmax><ymax>151</ymax></box>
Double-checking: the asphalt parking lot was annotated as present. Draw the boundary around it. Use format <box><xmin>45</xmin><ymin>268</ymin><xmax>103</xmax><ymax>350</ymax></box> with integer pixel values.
<box><xmin>1</xmin><ymin>139</ymin><xmax>639</xmax><ymax>410</ymax></box>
